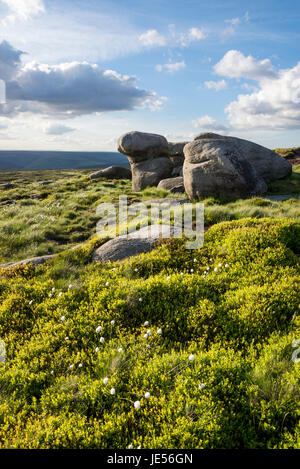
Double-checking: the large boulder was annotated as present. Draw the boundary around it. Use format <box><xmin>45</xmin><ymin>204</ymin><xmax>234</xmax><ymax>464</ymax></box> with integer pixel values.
<box><xmin>93</xmin><ymin>224</ymin><xmax>182</xmax><ymax>262</ymax></box>
<box><xmin>194</xmin><ymin>133</ymin><xmax>292</xmax><ymax>180</ymax></box>
<box><xmin>130</xmin><ymin>157</ymin><xmax>173</xmax><ymax>192</ymax></box>
<box><xmin>183</xmin><ymin>139</ymin><xmax>267</xmax><ymax>199</ymax></box>
<box><xmin>118</xmin><ymin>131</ymin><xmax>173</xmax><ymax>191</ymax></box>
<box><xmin>157</xmin><ymin>177</ymin><xmax>185</xmax><ymax>193</ymax></box>
<box><xmin>118</xmin><ymin>131</ymin><xmax>169</xmax><ymax>161</ymax></box>
<box><xmin>90</xmin><ymin>166</ymin><xmax>131</xmax><ymax>180</ymax></box>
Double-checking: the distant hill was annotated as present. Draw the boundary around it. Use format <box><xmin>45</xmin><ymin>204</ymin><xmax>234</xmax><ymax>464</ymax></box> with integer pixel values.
<box><xmin>0</xmin><ymin>151</ymin><xmax>129</xmax><ymax>170</ymax></box>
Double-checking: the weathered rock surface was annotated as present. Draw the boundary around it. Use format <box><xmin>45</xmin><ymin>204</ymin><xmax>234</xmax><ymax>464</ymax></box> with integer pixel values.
<box><xmin>118</xmin><ymin>131</ymin><xmax>169</xmax><ymax>162</ymax></box>
<box><xmin>130</xmin><ymin>157</ymin><xmax>173</xmax><ymax>191</ymax></box>
<box><xmin>90</xmin><ymin>166</ymin><xmax>131</xmax><ymax>180</ymax></box>
<box><xmin>194</xmin><ymin>133</ymin><xmax>292</xmax><ymax>180</ymax></box>
<box><xmin>0</xmin><ymin>183</ymin><xmax>17</xmax><ymax>190</ymax></box>
<box><xmin>168</xmin><ymin>141</ymin><xmax>188</xmax><ymax>166</ymax></box>
<box><xmin>117</xmin><ymin>131</ymin><xmax>172</xmax><ymax>191</ymax></box>
<box><xmin>0</xmin><ymin>255</ymin><xmax>55</xmax><ymax>270</ymax></box>
<box><xmin>157</xmin><ymin>177</ymin><xmax>185</xmax><ymax>193</ymax></box>
<box><xmin>93</xmin><ymin>224</ymin><xmax>182</xmax><ymax>262</ymax></box>
<box><xmin>171</xmin><ymin>166</ymin><xmax>183</xmax><ymax>177</ymax></box>
<box><xmin>183</xmin><ymin>139</ymin><xmax>268</xmax><ymax>199</ymax></box>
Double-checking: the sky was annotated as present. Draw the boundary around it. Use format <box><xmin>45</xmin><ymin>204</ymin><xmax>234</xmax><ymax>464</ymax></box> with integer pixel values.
<box><xmin>0</xmin><ymin>0</ymin><xmax>300</xmax><ymax>151</ymax></box>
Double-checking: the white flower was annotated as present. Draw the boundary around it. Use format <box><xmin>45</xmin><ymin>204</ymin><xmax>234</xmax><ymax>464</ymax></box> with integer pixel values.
<box><xmin>110</xmin><ymin>320</ymin><xmax>115</xmax><ymax>325</ymax></box>
<box><xmin>100</xmin><ymin>337</ymin><xmax>105</xmax><ymax>343</ymax></box>
<box><xmin>69</xmin><ymin>364</ymin><xmax>74</xmax><ymax>370</ymax></box>
<box><xmin>78</xmin><ymin>363</ymin><xmax>82</xmax><ymax>368</ymax></box>
<box><xmin>144</xmin><ymin>321</ymin><xmax>149</xmax><ymax>326</ymax></box>
<box><xmin>147</xmin><ymin>330</ymin><xmax>151</xmax><ymax>336</ymax></box>
<box><xmin>49</xmin><ymin>293</ymin><xmax>52</xmax><ymax>298</ymax></box>
<box><xmin>157</xmin><ymin>329</ymin><xmax>162</xmax><ymax>335</ymax></box>
<box><xmin>210</xmin><ymin>258</ymin><xmax>213</xmax><ymax>262</ymax></box>
<box><xmin>58</xmin><ymin>292</ymin><xmax>63</xmax><ymax>297</ymax></box>
<box><xmin>105</xmin><ymin>281</ymin><xmax>109</xmax><ymax>286</ymax></box>
<box><xmin>193</xmin><ymin>258</ymin><xmax>197</xmax><ymax>263</ymax></box>
<box><xmin>180</xmin><ymin>272</ymin><xmax>184</xmax><ymax>275</ymax></box>
<box><xmin>112</xmin><ymin>268</ymin><xmax>116</xmax><ymax>271</ymax></box>
<box><xmin>95</xmin><ymin>326</ymin><xmax>102</xmax><ymax>333</ymax></box>
<box><xmin>68</xmin><ymin>284</ymin><xmax>73</xmax><ymax>289</ymax></box>
<box><xmin>214</xmin><ymin>267</ymin><xmax>218</xmax><ymax>272</ymax></box>
<box><xmin>134</xmin><ymin>401</ymin><xmax>141</xmax><ymax>410</ymax></box>
<box><xmin>139</xmin><ymin>297</ymin><xmax>143</xmax><ymax>302</ymax></box>
<box><xmin>206</xmin><ymin>267</ymin><xmax>210</xmax><ymax>271</ymax></box>
<box><xmin>128</xmin><ymin>444</ymin><xmax>133</xmax><ymax>449</ymax></box>
<box><xmin>199</xmin><ymin>383</ymin><xmax>206</xmax><ymax>390</ymax></box>
<box><xmin>225</xmin><ymin>264</ymin><xmax>229</xmax><ymax>268</ymax></box>
<box><xmin>110</xmin><ymin>388</ymin><xmax>116</xmax><ymax>395</ymax></box>
<box><xmin>218</xmin><ymin>263</ymin><xmax>222</xmax><ymax>267</ymax></box>
<box><xmin>103</xmin><ymin>377</ymin><xmax>109</xmax><ymax>384</ymax></box>
<box><xmin>95</xmin><ymin>347</ymin><xmax>99</xmax><ymax>353</ymax></box>
<box><xmin>145</xmin><ymin>392</ymin><xmax>151</xmax><ymax>399</ymax></box>
<box><xmin>190</xmin><ymin>269</ymin><xmax>194</xmax><ymax>273</ymax></box>
<box><xmin>50</xmin><ymin>370</ymin><xmax>54</xmax><ymax>375</ymax></box>
<box><xmin>137</xmin><ymin>445</ymin><xmax>141</xmax><ymax>449</ymax></box>
<box><xmin>118</xmin><ymin>347</ymin><xmax>123</xmax><ymax>353</ymax></box>
<box><xmin>60</xmin><ymin>316</ymin><xmax>66</xmax><ymax>322</ymax></box>
<box><xmin>189</xmin><ymin>354</ymin><xmax>195</xmax><ymax>362</ymax></box>
<box><xmin>65</xmin><ymin>336</ymin><xmax>69</xmax><ymax>341</ymax></box>
<box><xmin>143</xmin><ymin>333</ymin><xmax>149</xmax><ymax>339</ymax></box>
<box><xmin>166</xmin><ymin>276</ymin><xmax>170</xmax><ymax>280</ymax></box>
<box><xmin>52</xmin><ymin>287</ymin><xmax>55</xmax><ymax>292</ymax></box>
<box><xmin>134</xmin><ymin>268</ymin><xmax>138</xmax><ymax>272</ymax></box>
<box><xmin>29</xmin><ymin>300</ymin><xmax>33</xmax><ymax>305</ymax></box>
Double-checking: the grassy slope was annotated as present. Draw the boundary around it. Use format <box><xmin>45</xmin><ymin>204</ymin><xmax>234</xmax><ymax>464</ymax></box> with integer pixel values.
<box><xmin>0</xmin><ymin>217</ymin><xmax>299</xmax><ymax>448</ymax></box>
<box><xmin>0</xmin><ymin>165</ymin><xmax>299</xmax><ymax>265</ymax></box>
<box><xmin>0</xmin><ymin>167</ymin><xmax>299</xmax><ymax>449</ymax></box>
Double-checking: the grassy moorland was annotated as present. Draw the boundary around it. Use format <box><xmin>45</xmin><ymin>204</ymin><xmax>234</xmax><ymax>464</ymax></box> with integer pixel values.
<box><xmin>0</xmin><ymin>166</ymin><xmax>299</xmax><ymax>449</ymax></box>
<box><xmin>0</xmin><ymin>165</ymin><xmax>299</xmax><ymax>265</ymax></box>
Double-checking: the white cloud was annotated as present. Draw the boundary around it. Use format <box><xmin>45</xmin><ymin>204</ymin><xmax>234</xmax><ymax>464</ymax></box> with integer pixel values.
<box><xmin>139</xmin><ymin>29</ymin><xmax>166</xmax><ymax>47</ymax></box>
<box><xmin>192</xmin><ymin>115</ymin><xmax>229</xmax><ymax>132</ymax></box>
<box><xmin>214</xmin><ymin>50</ymin><xmax>276</xmax><ymax>81</ymax></box>
<box><xmin>204</xmin><ymin>79</ymin><xmax>227</xmax><ymax>91</ymax></box>
<box><xmin>45</xmin><ymin>123</ymin><xmax>75</xmax><ymax>135</ymax></box>
<box><xmin>0</xmin><ymin>41</ymin><xmax>164</xmax><ymax>118</ymax></box>
<box><xmin>213</xmin><ymin>50</ymin><xmax>300</xmax><ymax>130</ymax></box>
<box><xmin>156</xmin><ymin>60</ymin><xmax>186</xmax><ymax>73</ymax></box>
<box><xmin>225</xmin><ymin>17</ymin><xmax>241</xmax><ymax>26</ymax></box>
<box><xmin>139</xmin><ymin>26</ymin><xmax>206</xmax><ymax>49</ymax></box>
<box><xmin>1</xmin><ymin>0</ymin><xmax>45</xmax><ymax>22</ymax></box>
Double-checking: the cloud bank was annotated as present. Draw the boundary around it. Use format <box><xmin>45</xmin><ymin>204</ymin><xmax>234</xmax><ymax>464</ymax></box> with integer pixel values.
<box><xmin>0</xmin><ymin>41</ymin><xmax>164</xmax><ymax>118</ymax></box>
<box><xmin>215</xmin><ymin>50</ymin><xmax>300</xmax><ymax>130</ymax></box>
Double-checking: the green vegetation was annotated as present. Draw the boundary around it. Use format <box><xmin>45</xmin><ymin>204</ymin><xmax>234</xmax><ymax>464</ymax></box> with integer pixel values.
<box><xmin>274</xmin><ymin>148</ymin><xmax>300</xmax><ymax>159</ymax></box>
<box><xmin>0</xmin><ymin>166</ymin><xmax>299</xmax><ymax>265</ymax></box>
<box><xmin>0</xmin><ymin>217</ymin><xmax>299</xmax><ymax>448</ymax></box>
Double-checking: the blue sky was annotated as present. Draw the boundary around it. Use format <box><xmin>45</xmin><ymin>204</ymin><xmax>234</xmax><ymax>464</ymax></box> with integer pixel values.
<box><xmin>0</xmin><ymin>0</ymin><xmax>300</xmax><ymax>151</ymax></box>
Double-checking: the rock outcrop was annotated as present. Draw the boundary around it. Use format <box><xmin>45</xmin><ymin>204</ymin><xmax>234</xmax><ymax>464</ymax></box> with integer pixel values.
<box><xmin>118</xmin><ymin>131</ymin><xmax>173</xmax><ymax>191</ymax></box>
<box><xmin>194</xmin><ymin>133</ymin><xmax>292</xmax><ymax>180</ymax></box>
<box><xmin>183</xmin><ymin>138</ymin><xmax>268</xmax><ymax>199</ymax></box>
<box><xmin>90</xmin><ymin>166</ymin><xmax>131</xmax><ymax>180</ymax></box>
